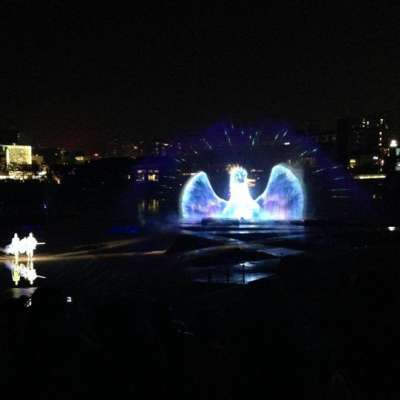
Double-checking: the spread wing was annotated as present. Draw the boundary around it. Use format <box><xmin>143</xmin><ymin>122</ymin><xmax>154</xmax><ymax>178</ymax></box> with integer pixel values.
<box><xmin>256</xmin><ymin>164</ymin><xmax>304</xmax><ymax>220</ymax></box>
<box><xmin>180</xmin><ymin>172</ymin><xmax>227</xmax><ymax>221</ymax></box>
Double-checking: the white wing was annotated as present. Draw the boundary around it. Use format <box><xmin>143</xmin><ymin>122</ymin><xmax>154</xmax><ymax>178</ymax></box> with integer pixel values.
<box><xmin>256</xmin><ymin>164</ymin><xmax>304</xmax><ymax>220</ymax></box>
<box><xmin>180</xmin><ymin>172</ymin><xmax>227</xmax><ymax>221</ymax></box>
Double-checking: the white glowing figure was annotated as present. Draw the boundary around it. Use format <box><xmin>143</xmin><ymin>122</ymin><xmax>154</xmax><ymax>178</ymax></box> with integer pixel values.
<box><xmin>5</xmin><ymin>233</ymin><xmax>21</xmax><ymax>259</ymax></box>
<box><xmin>4</xmin><ymin>232</ymin><xmax>44</xmax><ymax>260</ymax></box>
<box><xmin>222</xmin><ymin>167</ymin><xmax>260</xmax><ymax>220</ymax></box>
<box><xmin>180</xmin><ymin>164</ymin><xmax>304</xmax><ymax>221</ymax></box>
<box><xmin>25</xmin><ymin>233</ymin><xmax>38</xmax><ymax>260</ymax></box>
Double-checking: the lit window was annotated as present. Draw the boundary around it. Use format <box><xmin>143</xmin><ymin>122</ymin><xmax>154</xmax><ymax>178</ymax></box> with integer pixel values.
<box><xmin>148</xmin><ymin>199</ymin><xmax>159</xmax><ymax>213</ymax></box>
<box><xmin>349</xmin><ymin>159</ymin><xmax>357</xmax><ymax>169</ymax></box>
<box><xmin>147</xmin><ymin>169</ymin><xmax>159</xmax><ymax>182</ymax></box>
<box><xmin>136</xmin><ymin>169</ymin><xmax>146</xmax><ymax>182</ymax></box>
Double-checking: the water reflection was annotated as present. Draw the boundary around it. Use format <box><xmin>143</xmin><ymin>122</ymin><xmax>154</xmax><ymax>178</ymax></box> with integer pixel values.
<box><xmin>137</xmin><ymin>199</ymin><xmax>161</xmax><ymax>224</ymax></box>
<box><xmin>187</xmin><ymin>260</ymin><xmax>278</xmax><ymax>285</ymax></box>
<box><xmin>137</xmin><ymin>200</ymin><xmax>146</xmax><ymax>225</ymax></box>
<box><xmin>189</xmin><ymin>268</ymin><xmax>275</xmax><ymax>285</ymax></box>
<box><xmin>148</xmin><ymin>199</ymin><xmax>159</xmax><ymax>214</ymax></box>
<box><xmin>5</xmin><ymin>260</ymin><xmax>45</xmax><ymax>286</ymax></box>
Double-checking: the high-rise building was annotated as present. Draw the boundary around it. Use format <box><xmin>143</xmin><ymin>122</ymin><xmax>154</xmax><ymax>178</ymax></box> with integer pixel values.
<box><xmin>337</xmin><ymin>115</ymin><xmax>396</xmax><ymax>173</ymax></box>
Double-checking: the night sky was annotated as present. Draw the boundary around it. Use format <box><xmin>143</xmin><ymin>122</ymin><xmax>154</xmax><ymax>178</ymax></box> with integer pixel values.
<box><xmin>2</xmin><ymin>2</ymin><xmax>399</xmax><ymax>151</ymax></box>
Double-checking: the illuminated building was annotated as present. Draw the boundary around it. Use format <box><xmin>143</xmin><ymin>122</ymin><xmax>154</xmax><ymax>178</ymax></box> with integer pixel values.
<box><xmin>0</xmin><ymin>144</ymin><xmax>50</xmax><ymax>181</ymax></box>
<box><xmin>73</xmin><ymin>152</ymin><xmax>88</xmax><ymax>164</ymax></box>
<box><xmin>2</xmin><ymin>144</ymin><xmax>32</xmax><ymax>166</ymax></box>
<box><xmin>337</xmin><ymin>115</ymin><xmax>394</xmax><ymax>173</ymax></box>
<box><xmin>132</xmin><ymin>155</ymin><xmax>181</xmax><ymax>199</ymax></box>
<box><xmin>0</xmin><ymin>144</ymin><xmax>32</xmax><ymax>180</ymax></box>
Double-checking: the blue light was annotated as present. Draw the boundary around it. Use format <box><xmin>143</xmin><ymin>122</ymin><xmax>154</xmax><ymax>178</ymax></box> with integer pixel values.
<box><xmin>180</xmin><ymin>164</ymin><xmax>304</xmax><ymax>222</ymax></box>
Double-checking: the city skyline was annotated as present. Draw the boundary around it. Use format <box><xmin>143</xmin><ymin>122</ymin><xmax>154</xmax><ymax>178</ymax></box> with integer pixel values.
<box><xmin>2</xmin><ymin>3</ymin><xmax>399</xmax><ymax>151</ymax></box>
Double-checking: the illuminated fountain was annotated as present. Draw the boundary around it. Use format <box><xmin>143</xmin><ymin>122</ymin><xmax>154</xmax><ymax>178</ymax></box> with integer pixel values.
<box><xmin>180</xmin><ymin>164</ymin><xmax>304</xmax><ymax>222</ymax></box>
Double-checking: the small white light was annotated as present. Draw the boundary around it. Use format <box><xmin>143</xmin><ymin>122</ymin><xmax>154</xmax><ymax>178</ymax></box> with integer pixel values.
<box><xmin>390</xmin><ymin>139</ymin><xmax>398</xmax><ymax>148</ymax></box>
<box><xmin>388</xmin><ymin>226</ymin><xmax>396</xmax><ymax>232</ymax></box>
<box><xmin>283</xmin><ymin>142</ymin><xmax>291</xmax><ymax>146</ymax></box>
<box><xmin>372</xmin><ymin>156</ymin><xmax>379</xmax><ymax>160</ymax></box>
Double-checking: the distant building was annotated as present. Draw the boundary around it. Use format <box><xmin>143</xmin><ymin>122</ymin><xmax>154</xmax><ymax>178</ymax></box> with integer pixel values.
<box><xmin>0</xmin><ymin>144</ymin><xmax>48</xmax><ymax>181</ymax></box>
<box><xmin>106</xmin><ymin>137</ymin><xmax>144</xmax><ymax>159</ymax></box>
<box><xmin>132</xmin><ymin>155</ymin><xmax>183</xmax><ymax>200</ymax></box>
<box><xmin>154</xmin><ymin>141</ymin><xmax>173</xmax><ymax>156</ymax></box>
<box><xmin>304</xmin><ymin>129</ymin><xmax>338</xmax><ymax>159</ymax></box>
<box><xmin>307</xmin><ymin>130</ymin><xmax>337</xmax><ymax>146</ymax></box>
<box><xmin>337</xmin><ymin>115</ymin><xmax>397</xmax><ymax>174</ymax></box>
<box><xmin>0</xmin><ymin>144</ymin><xmax>32</xmax><ymax>168</ymax></box>
<box><xmin>35</xmin><ymin>147</ymin><xmax>70</xmax><ymax>165</ymax></box>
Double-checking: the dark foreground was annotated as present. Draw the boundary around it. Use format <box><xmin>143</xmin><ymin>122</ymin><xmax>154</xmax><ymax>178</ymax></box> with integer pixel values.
<box><xmin>1</xmin><ymin>222</ymin><xmax>400</xmax><ymax>399</ymax></box>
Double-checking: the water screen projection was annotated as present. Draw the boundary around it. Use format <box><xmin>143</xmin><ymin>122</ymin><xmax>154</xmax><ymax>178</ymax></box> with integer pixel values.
<box><xmin>180</xmin><ymin>164</ymin><xmax>304</xmax><ymax>222</ymax></box>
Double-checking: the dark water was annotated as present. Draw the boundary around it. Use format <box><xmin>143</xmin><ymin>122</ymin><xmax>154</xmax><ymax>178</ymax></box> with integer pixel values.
<box><xmin>1</xmin><ymin>219</ymin><xmax>399</xmax><ymax>295</ymax></box>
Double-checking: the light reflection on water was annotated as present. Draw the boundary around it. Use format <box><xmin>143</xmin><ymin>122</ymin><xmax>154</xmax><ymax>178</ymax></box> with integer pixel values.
<box><xmin>187</xmin><ymin>259</ymin><xmax>279</xmax><ymax>285</ymax></box>
<box><xmin>137</xmin><ymin>199</ymin><xmax>161</xmax><ymax>224</ymax></box>
<box><xmin>190</xmin><ymin>269</ymin><xmax>275</xmax><ymax>285</ymax></box>
<box><xmin>3</xmin><ymin>260</ymin><xmax>45</xmax><ymax>286</ymax></box>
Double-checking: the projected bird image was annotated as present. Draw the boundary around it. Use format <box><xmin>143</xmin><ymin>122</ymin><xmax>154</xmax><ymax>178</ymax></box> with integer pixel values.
<box><xmin>180</xmin><ymin>164</ymin><xmax>304</xmax><ymax>221</ymax></box>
